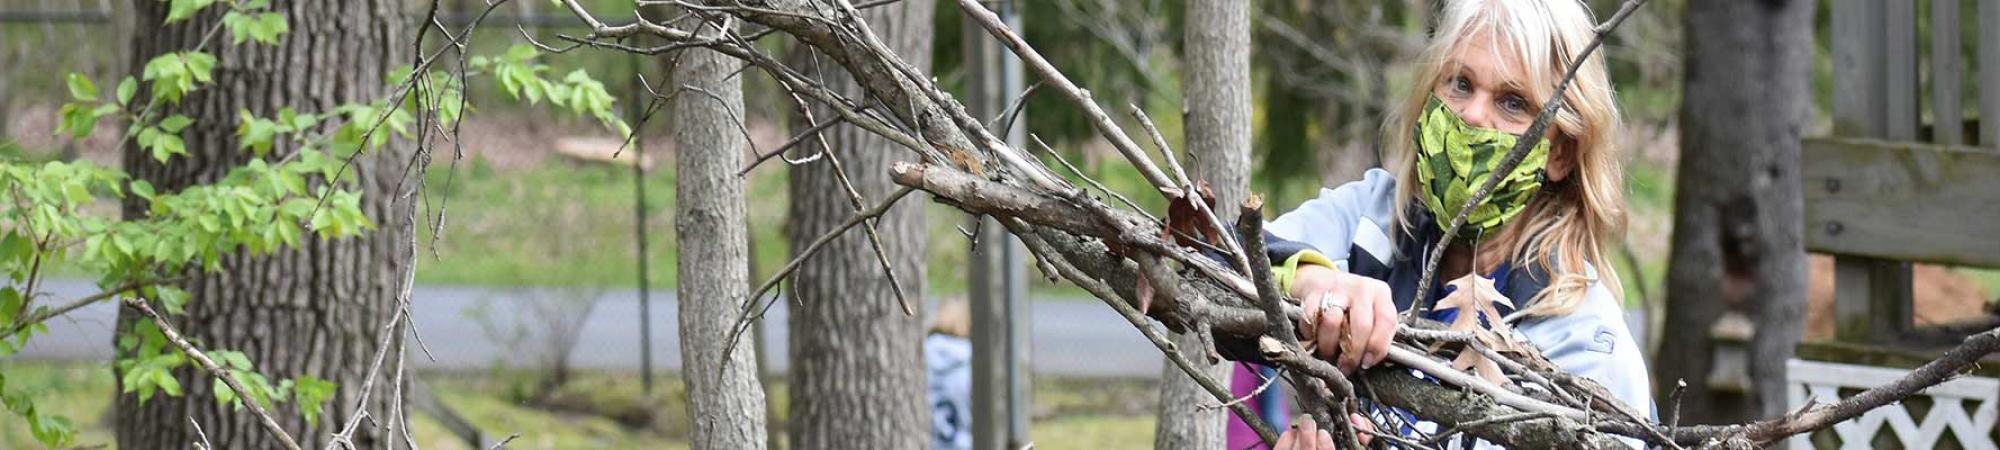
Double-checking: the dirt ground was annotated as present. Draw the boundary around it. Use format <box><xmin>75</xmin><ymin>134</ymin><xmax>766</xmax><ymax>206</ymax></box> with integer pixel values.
<box><xmin>1803</xmin><ymin>254</ymin><xmax>1993</xmax><ymax>340</ymax></box>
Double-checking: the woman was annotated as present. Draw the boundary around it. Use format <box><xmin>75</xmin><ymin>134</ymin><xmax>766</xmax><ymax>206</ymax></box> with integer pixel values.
<box><xmin>1264</xmin><ymin>0</ymin><xmax>1651</xmax><ymax>446</ymax></box>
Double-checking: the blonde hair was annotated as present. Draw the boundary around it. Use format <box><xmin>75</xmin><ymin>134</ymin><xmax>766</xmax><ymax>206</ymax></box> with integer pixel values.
<box><xmin>1384</xmin><ymin>0</ymin><xmax>1626</xmax><ymax>316</ymax></box>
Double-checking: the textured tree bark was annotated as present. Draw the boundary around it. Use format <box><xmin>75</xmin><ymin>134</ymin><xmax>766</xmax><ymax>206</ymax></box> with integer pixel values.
<box><xmin>113</xmin><ymin>0</ymin><xmax>408</xmax><ymax>448</ymax></box>
<box><xmin>784</xmin><ymin>1</ymin><xmax>933</xmax><ymax>449</ymax></box>
<box><xmin>671</xmin><ymin>9</ymin><xmax>770</xmax><ymax>450</ymax></box>
<box><xmin>1656</xmin><ymin>0</ymin><xmax>1814</xmax><ymax>422</ymax></box>
<box><xmin>1156</xmin><ymin>0</ymin><xmax>1252</xmax><ymax>447</ymax></box>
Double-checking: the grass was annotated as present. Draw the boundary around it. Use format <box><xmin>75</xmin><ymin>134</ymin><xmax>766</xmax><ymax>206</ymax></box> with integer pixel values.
<box><xmin>0</xmin><ymin>361</ymin><xmax>1155</xmax><ymax>449</ymax></box>
<box><xmin>1964</xmin><ymin>269</ymin><xmax>2000</xmax><ymax>301</ymax></box>
<box><xmin>407</xmin><ymin>155</ymin><xmax>1102</xmax><ymax>299</ymax></box>
<box><xmin>0</xmin><ymin>363</ymin><xmax>117</xmax><ymax>448</ymax></box>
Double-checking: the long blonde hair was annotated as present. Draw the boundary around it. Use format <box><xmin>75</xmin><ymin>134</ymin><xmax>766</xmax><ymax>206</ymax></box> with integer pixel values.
<box><xmin>1384</xmin><ymin>0</ymin><xmax>1626</xmax><ymax>316</ymax></box>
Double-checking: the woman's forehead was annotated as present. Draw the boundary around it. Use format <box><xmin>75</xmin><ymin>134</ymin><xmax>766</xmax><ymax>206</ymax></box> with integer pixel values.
<box><xmin>1443</xmin><ymin>31</ymin><xmax>1533</xmax><ymax>88</ymax></box>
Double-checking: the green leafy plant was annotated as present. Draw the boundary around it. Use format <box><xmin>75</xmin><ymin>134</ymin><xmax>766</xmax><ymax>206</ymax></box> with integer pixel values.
<box><xmin>5</xmin><ymin>1</ymin><xmax>629</xmax><ymax>446</ymax></box>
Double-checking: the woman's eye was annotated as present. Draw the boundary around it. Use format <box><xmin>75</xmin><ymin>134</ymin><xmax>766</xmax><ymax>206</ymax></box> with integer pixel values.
<box><xmin>1499</xmin><ymin>95</ymin><xmax>1530</xmax><ymax>115</ymax></box>
<box><xmin>1452</xmin><ymin>76</ymin><xmax>1473</xmax><ymax>93</ymax></box>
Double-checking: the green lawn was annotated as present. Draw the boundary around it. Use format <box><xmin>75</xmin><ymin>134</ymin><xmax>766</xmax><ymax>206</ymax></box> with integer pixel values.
<box><xmin>0</xmin><ymin>361</ymin><xmax>1154</xmax><ymax>449</ymax></box>
<box><xmin>407</xmin><ymin>157</ymin><xmax>1088</xmax><ymax>298</ymax></box>
<box><xmin>403</xmin><ymin>146</ymin><xmax>1711</xmax><ymax>306</ymax></box>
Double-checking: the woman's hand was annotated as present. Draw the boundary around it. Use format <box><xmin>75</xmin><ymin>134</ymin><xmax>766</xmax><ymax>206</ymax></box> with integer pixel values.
<box><xmin>1274</xmin><ymin>414</ymin><xmax>1376</xmax><ymax>449</ymax></box>
<box><xmin>1291</xmin><ymin>264</ymin><xmax>1398</xmax><ymax>373</ymax></box>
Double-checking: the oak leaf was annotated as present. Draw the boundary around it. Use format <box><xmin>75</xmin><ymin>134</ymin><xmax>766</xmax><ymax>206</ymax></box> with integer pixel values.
<box><xmin>1434</xmin><ymin>273</ymin><xmax>1516</xmax><ymax>386</ymax></box>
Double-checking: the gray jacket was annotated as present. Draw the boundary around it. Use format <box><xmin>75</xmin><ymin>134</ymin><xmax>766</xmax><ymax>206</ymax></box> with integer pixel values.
<box><xmin>1265</xmin><ymin>168</ymin><xmax>1653</xmax><ymax>447</ymax></box>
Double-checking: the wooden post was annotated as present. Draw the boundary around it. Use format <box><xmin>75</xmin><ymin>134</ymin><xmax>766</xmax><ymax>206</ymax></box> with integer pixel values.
<box><xmin>1931</xmin><ymin>0</ymin><xmax>1963</xmax><ymax>146</ymax></box>
<box><xmin>1982</xmin><ymin>0</ymin><xmax>2000</xmax><ymax>150</ymax></box>
<box><xmin>1828</xmin><ymin>0</ymin><xmax>1912</xmax><ymax>342</ymax></box>
<box><xmin>965</xmin><ymin>2</ymin><xmax>1031</xmax><ymax>449</ymax></box>
<box><xmin>630</xmin><ymin>54</ymin><xmax>655</xmax><ymax>394</ymax></box>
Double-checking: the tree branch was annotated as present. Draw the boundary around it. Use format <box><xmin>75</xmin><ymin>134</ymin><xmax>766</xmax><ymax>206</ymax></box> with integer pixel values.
<box><xmin>1</xmin><ymin>275</ymin><xmax>193</xmax><ymax>341</ymax></box>
<box><xmin>123</xmin><ymin>298</ymin><xmax>302</xmax><ymax>450</ymax></box>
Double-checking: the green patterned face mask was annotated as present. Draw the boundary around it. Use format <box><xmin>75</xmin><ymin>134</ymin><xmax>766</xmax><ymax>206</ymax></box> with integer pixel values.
<box><xmin>1412</xmin><ymin>96</ymin><xmax>1550</xmax><ymax>238</ymax></box>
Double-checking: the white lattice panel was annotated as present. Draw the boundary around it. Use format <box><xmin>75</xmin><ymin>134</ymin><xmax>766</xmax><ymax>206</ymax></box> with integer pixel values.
<box><xmin>1787</xmin><ymin>359</ymin><xmax>2000</xmax><ymax>450</ymax></box>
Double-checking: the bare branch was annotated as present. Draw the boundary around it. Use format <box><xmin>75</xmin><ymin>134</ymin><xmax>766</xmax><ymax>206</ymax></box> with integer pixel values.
<box><xmin>955</xmin><ymin>0</ymin><xmax>1180</xmax><ymax>197</ymax></box>
<box><xmin>124</xmin><ymin>298</ymin><xmax>302</xmax><ymax>450</ymax></box>
<box><xmin>721</xmin><ymin>186</ymin><xmax>919</xmax><ymax>364</ymax></box>
<box><xmin>1132</xmin><ymin>105</ymin><xmax>1253</xmax><ymax>277</ymax></box>
<box><xmin>1</xmin><ymin>275</ymin><xmax>191</xmax><ymax>340</ymax></box>
<box><xmin>1007</xmin><ymin>218</ymin><xmax>1280</xmax><ymax>446</ymax></box>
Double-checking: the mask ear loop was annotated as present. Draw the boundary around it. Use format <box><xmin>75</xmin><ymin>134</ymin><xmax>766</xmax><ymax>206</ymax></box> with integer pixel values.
<box><xmin>1469</xmin><ymin>227</ymin><xmax>1484</xmax><ymax>279</ymax></box>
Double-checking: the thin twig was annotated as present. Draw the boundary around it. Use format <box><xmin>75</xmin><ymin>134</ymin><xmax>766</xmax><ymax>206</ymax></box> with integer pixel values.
<box><xmin>1202</xmin><ymin>362</ymin><xmax>1281</xmax><ymax>411</ymax></box>
<box><xmin>124</xmin><ymin>298</ymin><xmax>302</xmax><ymax>450</ymax></box>
<box><xmin>1237</xmin><ymin>196</ymin><xmax>1357</xmax><ymax>448</ymax></box>
<box><xmin>738</xmin><ymin>113</ymin><xmax>846</xmax><ymax>175</ymax></box>
<box><xmin>1007</xmin><ymin>219</ymin><xmax>1280</xmax><ymax>446</ymax></box>
<box><xmin>486</xmin><ymin>433</ymin><xmax>520</xmax><ymax>450</ymax></box>
<box><xmin>1131</xmin><ymin>105</ymin><xmax>1253</xmax><ymax>277</ymax></box>
<box><xmin>955</xmin><ymin>0</ymin><xmax>1180</xmax><ymax>197</ymax></box>
<box><xmin>189</xmin><ymin>418</ymin><xmax>212</xmax><ymax>450</ymax></box>
<box><xmin>817</xmin><ymin>140</ymin><xmax>917</xmax><ymax>317</ymax></box>
<box><xmin>0</xmin><ymin>275</ymin><xmax>191</xmax><ymax>340</ymax></box>
<box><xmin>721</xmin><ymin>186</ymin><xmax>918</xmax><ymax>367</ymax></box>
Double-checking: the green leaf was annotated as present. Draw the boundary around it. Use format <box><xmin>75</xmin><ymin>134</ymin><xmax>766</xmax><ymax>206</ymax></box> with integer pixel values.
<box><xmin>154</xmin><ymin>286</ymin><xmax>191</xmax><ymax>315</ymax></box>
<box><xmin>293</xmin><ymin>375</ymin><xmax>336</xmax><ymax>426</ymax></box>
<box><xmin>213</xmin><ymin>378</ymin><xmax>236</xmax><ymax>406</ymax></box>
<box><xmin>0</xmin><ymin>287</ymin><xmax>22</xmax><ymax>326</ymax></box>
<box><xmin>57</xmin><ymin>103</ymin><xmax>99</xmax><ymax>140</ymax></box>
<box><xmin>28</xmin><ymin>414</ymin><xmax>75</xmax><ymax>448</ymax></box>
<box><xmin>117</xmin><ymin>77</ymin><xmax>138</xmax><ymax>105</ymax></box>
<box><xmin>159</xmin><ymin>114</ymin><xmax>194</xmax><ymax>133</ymax></box>
<box><xmin>0</xmin><ymin>232</ymin><xmax>31</xmax><ymax>267</ymax></box>
<box><xmin>154</xmin><ymin>370</ymin><xmax>182</xmax><ymax>397</ymax></box>
<box><xmin>289</xmin><ymin>111</ymin><xmax>318</xmax><ymax>130</ymax></box>
<box><xmin>210</xmin><ymin>350</ymin><xmax>253</xmax><ymax>371</ymax></box>
<box><xmin>164</xmin><ymin>0</ymin><xmax>218</xmax><ymax>24</ymax></box>
<box><xmin>141</xmin><ymin>52</ymin><xmax>214</xmax><ymax>103</ymax></box>
<box><xmin>152</xmin><ymin>134</ymin><xmax>186</xmax><ymax>163</ymax></box>
<box><xmin>505</xmin><ymin>44</ymin><xmax>538</xmax><ymax>62</ymax></box>
<box><xmin>136</xmin><ymin>126</ymin><xmax>159</xmax><ymax>149</ymax></box>
<box><xmin>222</xmin><ymin>11</ymin><xmax>252</xmax><ymax>45</ymax></box>
<box><xmin>183</xmin><ymin>52</ymin><xmax>217</xmax><ymax>83</ymax></box>
<box><xmin>254</xmin><ymin>13</ymin><xmax>289</xmax><ymax>44</ymax></box>
<box><xmin>66</xmin><ymin>73</ymin><xmax>97</xmax><ymax>101</ymax></box>
<box><xmin>130</xmin><ymin>180</ymin><xmax>155</xmax><ymax>200</ymax></box>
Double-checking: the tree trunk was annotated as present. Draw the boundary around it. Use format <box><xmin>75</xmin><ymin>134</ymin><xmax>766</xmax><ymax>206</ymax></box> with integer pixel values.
<box><xmin>113</xmin><ymin>0</ymin><xmax>408</xmax><ymax>448</ymax></box>
<box><xmin>784</xmin><ymin>1</ymin><xmax>933</xmax><ymax>449</ymax></box>
<box><xmin>672</xmin><ymin>10</ymin><xmax>770</xmax><ymax>450</ymax></box>
<box><xmin>1655</xmin><ymin>0</ymin><xmax>1813</xmax><ymax>422</ymax></box>
<box><xmin>1158</xmin><ymin>0</ymin><xmax>1251</xmax><ymax>448</ymax></box>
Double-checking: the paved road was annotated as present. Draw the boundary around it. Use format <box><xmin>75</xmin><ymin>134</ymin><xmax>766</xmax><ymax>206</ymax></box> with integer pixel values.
<box><xmin>13</xmin><ymin>280</ymin><xmax>1649</xmax><ymax>378</ymax></box>
<box><xmin>13</xmin><ymin>279</ymin><xmax>1167</xmax><ymax>377</ymax></box>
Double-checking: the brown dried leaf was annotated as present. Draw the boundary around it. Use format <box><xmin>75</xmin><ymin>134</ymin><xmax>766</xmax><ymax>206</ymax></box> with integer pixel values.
<box><xmin>1163</xmin><ymin>182</ymin><xmax>1220</xmax><ymax>249</ymax></box>
<box><xmin>1436</xmin><ymin>273</ymin><xmax>1513</xmax><ymax>333</ymax></box>
<box><xmin>1435</xmin><ymin>273</ymin><xmax>1517</xmax><ymax>385</ymax></box>
<box><xmin>1452</xmin><ymin>341</ymin><xmax>1511</xmax><ymax>386</ymax></box>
